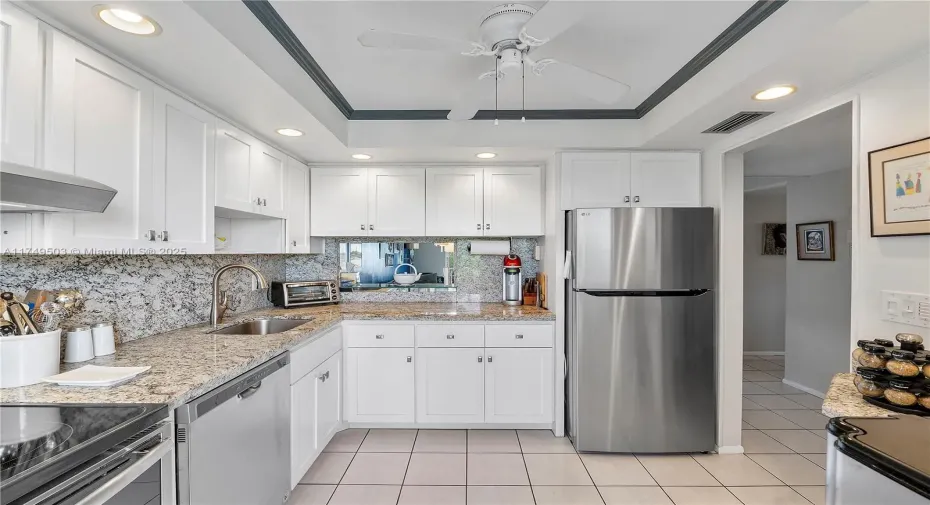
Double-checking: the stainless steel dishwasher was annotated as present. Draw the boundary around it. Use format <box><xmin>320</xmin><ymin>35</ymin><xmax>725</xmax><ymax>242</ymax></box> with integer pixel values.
<box><xmin>176</xmin><ymin>354</ymin><xmax>290</xmax><ymax>505</ymax></box>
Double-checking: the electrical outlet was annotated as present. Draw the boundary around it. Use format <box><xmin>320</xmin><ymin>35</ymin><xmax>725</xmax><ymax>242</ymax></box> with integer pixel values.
<box><xmin>882</xmin><ymin>291</ymin><xmax>930</xmax><ymax>328</ymax></box>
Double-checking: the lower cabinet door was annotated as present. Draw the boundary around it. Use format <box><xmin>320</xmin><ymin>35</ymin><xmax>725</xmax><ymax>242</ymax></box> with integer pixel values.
<box><xmin>485</xmin><ymin>348</ymin><xmax>554</xmax><ymax>424</ymax></box>
<box><xmin>315</xmin><ymin>351</ymin><xmax>342</xmax><ymax>448</ymax></box>
<box><xmin>346</xmin><ymin>348</ymin><xmax>415</xmax><ymax>423</ymax></box>
<box><xmin>290</xmin><ymin>372</ymin><xmax>318</xmax><ymax>488</ymax></box>
<box><xmin>416</xmin><ymin>348</ymin><xmax>485</xmax><ymax>423</ymax></box>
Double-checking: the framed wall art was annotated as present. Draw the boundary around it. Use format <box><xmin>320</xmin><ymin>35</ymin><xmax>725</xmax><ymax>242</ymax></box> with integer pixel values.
<box><xmin>796</xmin><ymin>221</ymin><xmax>835</xmax><ymax>261</ymax></box>
<box><xmin>869</xmin><ymin>137</ymin><xmax>930</xmax><ymax>237</ymax></box>
<box><xmin>762</xmin><ymin>223</ymin><xmax>787</xmax><ymax>255</ymax></box>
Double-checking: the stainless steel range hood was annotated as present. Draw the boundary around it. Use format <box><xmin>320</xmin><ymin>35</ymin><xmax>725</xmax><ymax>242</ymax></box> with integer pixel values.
<box><xmin>0</xmin><ymin>161</ymin><xmax>117</xmax><ymax>213</ymax></box>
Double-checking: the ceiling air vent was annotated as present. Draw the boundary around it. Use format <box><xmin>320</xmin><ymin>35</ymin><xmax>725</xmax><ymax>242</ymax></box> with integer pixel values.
<box><xmin>702</xmin><ymin>111</ymin><xmax>773</xmax><ymax>134</ymax></box>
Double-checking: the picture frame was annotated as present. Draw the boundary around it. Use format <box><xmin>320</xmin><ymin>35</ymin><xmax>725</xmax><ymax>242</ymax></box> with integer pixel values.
<box><xmin>868</xmin><ymin>137</ymin><xmax>930</xmax><ymax>237</ymax></box>
<box><xmin>762</xmin><ymin>223</ymin><xmax>787</xmax><ymax>255</ymax></box>
<box><xmin>796</xmin><ymin>221</ymin><xmax>835</xmax><ymax>261</ymax></box>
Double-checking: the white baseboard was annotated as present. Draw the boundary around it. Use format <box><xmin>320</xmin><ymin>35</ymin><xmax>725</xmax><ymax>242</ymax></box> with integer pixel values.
<box><xmin>348</xmin><ymin>422</ymin><xmax>553</xmax><ymax>430</ymax></box>
<box><xmin>716</xmin><ymin>445</ymin><xmax>745</xmax><ymax>454</ymax></box>
<box><xmin>743</xmin><ymin>351</ymin><xmax>785</xmax><ymax>356</ymax></box>
<box><xmin>782</xmin><ymin>378</ymin><xmax>826</xmax><ymax>398</ymax></box>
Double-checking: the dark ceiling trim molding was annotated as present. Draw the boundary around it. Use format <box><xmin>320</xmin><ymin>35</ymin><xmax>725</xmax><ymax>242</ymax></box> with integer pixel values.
<box><xmin>245</xmin><ymin>0</ymin><xmax>786</xmax><ymax>121</ymax></box>
<box><xmin>242</xmin><ymin>0</ymin><xmax>354</xmax><ymax>119</ymax></box>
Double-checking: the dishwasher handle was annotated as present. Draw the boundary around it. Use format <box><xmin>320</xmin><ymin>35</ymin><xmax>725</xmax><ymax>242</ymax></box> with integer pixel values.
<box><xmin>237</xmin><ymin>381</ymin><xmax>262</xmax><ymax>400</ymax></box>
<box><xmin>176</xmin><ymin>353</ymin><xmax>289</xmax><ymax>423</ymax></box>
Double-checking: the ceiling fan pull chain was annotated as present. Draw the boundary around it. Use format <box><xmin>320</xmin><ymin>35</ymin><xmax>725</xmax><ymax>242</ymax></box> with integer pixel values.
<box><xmin>521</xmin><ymin>52</ymin><xmax>526</xmax><ymax>123</ymax></box>
<box><xmin>494</xmin><ymin>55</ymin><xmax>500</xmax><ymax>126</ymax></box>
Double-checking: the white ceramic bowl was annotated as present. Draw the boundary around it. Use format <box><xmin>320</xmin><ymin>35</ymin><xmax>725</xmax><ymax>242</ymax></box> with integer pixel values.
<box><xmin>0</xmin><ymin>330</ymin><xmax>61</xmax><ymax>388</ymax></box>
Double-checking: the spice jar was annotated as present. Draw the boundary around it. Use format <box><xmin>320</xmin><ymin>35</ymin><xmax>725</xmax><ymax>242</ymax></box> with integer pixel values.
<box><xmin>896</xmin><ymin>333</ymin><xmax>925</xmax><ymax>352</ymax></box>
<box><xmin>885</xmin><ymin>380</ymin><xmax>918</xmax><ymax>407</ymax></box>
<box><xmin>858</xmin><ymin>343</ymin><xmax>889</xmax><ymax>369</ymax></box>
<box><xmin>855</xmin><ymin>368</ymin><xmax>887</xmax><ymax>398</ymax></box>
<box><xmin>852</xmin><ymin>340</ymin><xmax>870</xmax><ymax>367</ymax></box>
<box><xmin>886</xmin><ymin>349</ymin><xmax>921</xmax><ymax>377</ymax></box>
<box><xmin>919</xmin><ymin>385</ymin><xmax>930</xmax><ymax>410</ymax></box>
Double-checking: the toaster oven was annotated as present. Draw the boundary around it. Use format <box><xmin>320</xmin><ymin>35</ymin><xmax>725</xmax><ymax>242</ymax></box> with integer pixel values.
<box><xmin>270</xmin><ymin>281</ymin><xmax>339</xmax><ymax>307</ymax></box>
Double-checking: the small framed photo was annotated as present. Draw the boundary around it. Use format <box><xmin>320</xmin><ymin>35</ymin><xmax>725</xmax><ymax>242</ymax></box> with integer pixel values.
<box><xmin>796</xmin><ymin>221</ymin><xmax>835</xmax><ymax>261</ymax></box>
<box><xmin>868</xmin><ymin>137</ymin><xmax>930</xmax><ymax>237</ymax></box>
<box><xmin>762</xmin><ymin>223</ymin><xmax>787</xmax><ymax>255</ymax></box>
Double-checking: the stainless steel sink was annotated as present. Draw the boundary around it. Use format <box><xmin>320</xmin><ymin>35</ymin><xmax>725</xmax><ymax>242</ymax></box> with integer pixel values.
<box><xmin>209</xmin><ymin>318</ymin><xmax>309</xmax><ymax>335</ymax></box>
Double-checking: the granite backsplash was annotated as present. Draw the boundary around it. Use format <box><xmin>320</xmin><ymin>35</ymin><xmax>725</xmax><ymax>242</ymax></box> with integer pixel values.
<box><xmin>1</xmin><ymin>237</ymin><xmax>536</xmax><ymax>342</ymax></box>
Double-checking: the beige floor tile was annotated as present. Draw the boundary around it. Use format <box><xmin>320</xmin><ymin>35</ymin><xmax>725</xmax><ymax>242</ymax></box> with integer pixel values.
<box><xmin>599</xmin><ymin>486</ymin><xmax>673</xmax><ymax>505</ymax></box>
<box><xmin>299</xmin><ymin>453</ymin><xmax>354</xmax><ymax>484</ymax></box>
<box><xmin>358</xmin><ymin>429</ymin><xmax>418</xmax><ymax>452</ymax></box>
<box><xmin>741</xmin><ymin>430</ymin><xmax>793</xmax><ymax>453</ymax></box>
<box><xmin>636</xmin><ymin>455</ymin><xmax>719</xmax><ymax>487</ymax></box>
<box><xmin>770</xmin><ymin>410</ymin><xmax>830</xmax><ymax>430</ymax></box>
<box><xmin>744</xmin><ymin>363</ymin><xmax>758</xmax><ymax>371</ymax></box>
<box><xmin>466</xmin><ymin>486</ymin><xmax>535</xmax><ymax>505</ymax></box>
<box><xmin>744</xmin><ymin>371</ymin><xmax>781</xmax><ymax>382</ymax></box>
<box><xmin>341</xmin><ymin>453</ymin><xmax>410</xmax><ymax>485</ymax></box>
<box><xmin>784</xmin><ymin>394</ymin><xmax>825</xmax><ymax>409</ymax></box>
<box><xmin>761</xmin><ymin>430</ymin><xmax>827</xmax><ymax>454</ymax></box>
<box><xmin>328</xmin><ymin>485</ymin><xmax>401</xmax><ymax>505</ymax></box>
<box><xmin>756</xmin><ymin>382</ymin><xmax>805</xmax><ymax>395</ymax></box>
<box><xmin>517</xmin><ymin>430</ymin><xmax>576</xmax><ymax>453</ymax></box>
<box><xmin>808</xmin><ymin>429</ymin><xmax>827</xmax><ymax>440</ymax></box>
<box><xmin>287</xmin><ymin>485</ymin><xmax>335</xmax><ymax>505</ymax></box>
<box><xmin>792</xmin><ymin>486</ymin><xmax>826</xmax><ymax>505</ymax></box>
<box><xmin>466</xmin><ymin>454</ymin><xmax>529</xmax><ymax>485</ymax></box>
<box><xmin>662</xmin><ymin>487</ymin><xmax>740</xmax><ymax>505</ymax></box>
<box><xmin>728</xmin><ymin>486</ymin><xmax>811</xmax><ymax>505</ymax></box>
<box><xmin>533</xmin><ymin>486</ymin><xmax>604</xmax><ymax>505</ymax></box>
<box><xmin>467</xmin><ymin>430</ymin><xmax>521</xmax><ymax>453</ymax></box>
<box><xmin>762</xmin><ymin>355</ymin><xmax>785</xmax><ymax>363</ymax></box>
<box><xmin>414</xmin><ymin>430</ymin><xmax>466</xmax><ymax>453</ymax></box>
<box><xmin>398</xmin><ymin>486</ymin><xmax>466</xmax><ymax>505</ymax></box>
<box><xmin>742</xmin><ymin>383</ymin><xmax>779</xmax><ymax>395</ymax></box>
<box><xmin>742</xmin><ymin>421</ymin><xmax>754</xmax><ymax>429</ymax></box>
<box><xmin>580</xmin><ymin>454</ymin><xmax>657</xmax><ymax>486</ymax></box>
<box><xmin>751</xmin><ymin>361</ymin><xmax>785</xmax><ymax>371</ymax></box>
<box><xmin>742</xmin><ymin>410</ymin><xmax>802</xmax><ymax>429</ymax></box>
<box><xmin>404</xmin><ymin>453</ymin><xmax>466</xmax><ymax>485</ymax></box>
<box><xmin>324</xmin><ymin>429</ymin><xmax>369</xmax><ymax>453</ymax></box>
<box><xmin>746</xmin><ymin>454</ymin><xmax>826</xmax><ymax>486</ymax></box>
<box><xmin>743</xmin><ymin>397</ymin><xmax>767</xmax><ymax>410</ymax></box>
<box><xmin>766</xmin><ymin>369</ymin><xmax>786</xmax><ymax>379</ymax></box>
<box><xmin>745</xmin><ymin>395</ymin><xmax>806</xmax><ymax>410</ymax></box>
<box><xmin>801</xmin><ymin>453</ymin><xmax>827</xmax><ymax>469</ymax></box>
<box><xmin>692</xmin><ymin>454</ymin><xmax>781</xmax><ymax>486</ymax></box>
<box><xmin>524</xmin><ymin>454</ymin><xmax>593</xmax><ymax>485</ymax></box>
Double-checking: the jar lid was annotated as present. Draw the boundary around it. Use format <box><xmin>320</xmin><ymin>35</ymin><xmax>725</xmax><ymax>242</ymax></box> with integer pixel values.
<box><xmin>890</xmin><ymin>349</ymin><xmax>916</xmax><ymax>361</ymax></box>
<box><xmin>856</xmin><ymin>367</ymin><xmax>889</xmax><ymax>382</ymax></box>
<box><xmin>863</xmin><ymin>343</ymin><xmax>889</xmax><ymax>354</ymax></box>
<box><xmin>857</xmin><ymin>339</ymin><xmax>872</xmax><ymax>349</ymax></box>
<box><xmin>896</xmin><ymin>333</ymin><xmax>924</xmax><ymax>344</ymax></box>
<box><xmin>68</xmin><ymin>326</ymin><xmax>91</xmax><ymax>332</ymax></box>
<box><xmin>889</xmin><ymin>378</ymin><xmax>918</xmax><ymax>391</ymax></box>
<box><xmin>873</xmin><ymin>339</ymin><xmax>895</xmax><ymax>347</ymax></box>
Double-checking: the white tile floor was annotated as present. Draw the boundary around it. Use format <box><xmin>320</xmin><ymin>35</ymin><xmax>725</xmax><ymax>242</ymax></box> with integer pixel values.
<box><xmin>288</xmin><ymin>354</ymin><xmax>828</xmax><ymax>505</ymax></box>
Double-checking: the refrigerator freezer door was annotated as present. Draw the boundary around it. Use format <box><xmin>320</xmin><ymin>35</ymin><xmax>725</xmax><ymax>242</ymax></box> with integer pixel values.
<box><xmin>570</xmin><ymin>290</ymin><xmax>716</xmax><ymax>453</ymax></box>
<box><xmin>572</xmin><ymin>207</ymin><xmax>714</xmax><ymax>291</ymax></box>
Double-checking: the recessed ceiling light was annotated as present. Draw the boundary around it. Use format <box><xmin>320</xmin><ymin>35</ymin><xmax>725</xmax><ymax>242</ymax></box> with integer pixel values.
<box><xmin>275</xmin><ymin>128</ymin><xmax>304</xmax><ymax>137</ymax></box>
<box><xmin>476</xmin><ymin>152</ymin><xmax>497</xmax><ymax>159</ymax></box>
<box><xmin>752</xmin><ymin>85</ymin><xmax>797</xmax><ymax>101</ymax></box>
<box><xmin>94</xmin><ymin>5</ymin><xmax>161</xmax><ymax>36</ymax></box>
<box><xmin>352</xmin><ymin>154</ymin><xmax>372</xmax><ymax>160</ymax></box>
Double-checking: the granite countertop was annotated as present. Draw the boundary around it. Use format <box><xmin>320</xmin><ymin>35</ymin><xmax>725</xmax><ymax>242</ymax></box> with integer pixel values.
<box><xmin>0</xmin><ymin>303</ymin><xmax>554</xmax><ymax>408</ymax></box>
<box><xmin>822</xmin><ymin>372</ymin><xmax>893</xmax><ymax>418</ymax></box>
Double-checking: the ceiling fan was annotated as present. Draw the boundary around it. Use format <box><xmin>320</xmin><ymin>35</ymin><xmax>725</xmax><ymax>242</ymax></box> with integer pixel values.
<box><xmin>357</xmin><ymin>2</ymin><xmax>631</xmax><ymax>121</ymax></box>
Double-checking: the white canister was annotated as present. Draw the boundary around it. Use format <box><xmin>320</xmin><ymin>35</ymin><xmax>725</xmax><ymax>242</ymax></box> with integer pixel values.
<box><xmin>91</xmin><ymin>323</ymin><xmax>116</xmax><ymax>357</ymax></box>
<box><xmin>0</xmin><ymin>330</ymin><xmax>61</xmax><ymax>388</ymax></box>
<box><xmin>64</xmin><ymin>327</ymin><xmax>95</xmax><ymax>363</ymax></box>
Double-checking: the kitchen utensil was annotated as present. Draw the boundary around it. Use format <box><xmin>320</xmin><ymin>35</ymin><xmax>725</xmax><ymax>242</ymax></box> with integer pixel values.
<box><xmin>538</xmin><ymin>273</ymin><xmax>548</xmax><ymax>309</ymax></box>
<box><xmin>64</xmin><ymin>327</ymin><xmax>95</xmax><ymax>363</ymax></box>
<box><xmin>42</xmin><ymin>365</ymin><xmax>151</xmax><ymax>387</ymax></box>
<box><xmin>34</xmin><ymin>302</ymin><xmax>63</xmax><ymax>333</ymax></box>
<box><xmin>393</xmin><ymin>263</ymin><xmax>422</xmax><ymax>285</ymax></box>
<box><xmin>1</xmin><ymin>292</ymin><xmax>38</xmax><ymax>335</ymax></box>
<box><xmin>0</xmin><ymin>330</ymin><xmax>61</xmax><ymax>388</ymax></box>
<box><xmin>0</xmin><ymin>320</ymin><xmax>17</xmax><ymax>336</ymax></box>
<box><xmin>53</xmin><ymin>289</ymin><xmax>84</xmax><ymax>314</ymax></box>
<box><xmin>91</xmin><ymin>323</ymin><xmax>116</xmax><ymax>356</ymax></box>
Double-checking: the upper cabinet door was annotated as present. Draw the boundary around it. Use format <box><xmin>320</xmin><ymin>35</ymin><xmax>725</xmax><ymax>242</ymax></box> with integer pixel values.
<box><xmin>0</xmin><ymin>4</ymin><xmax>39</xmax><ymax>166</ymax></box>
<box><xmin>310</xmin><ymin>167</ymin><xmax>368</xmax><ymax>236</ymax></box>
<box><xmin>215</xmin><ymin>121</ymin><xmax>255</xmax><ymax>213</ymax></box>
<box><xmin>153</xmin><ymin>88</ymin><xmax>215</xmax><ymax>253</ymax></box>
<box><xmin>483</xmin><ymin>167</ymin><xmax>543</xmax><ymax>236</ymax></box>
<box><xmin>368</xmin><ymin>168</ymin><xmax>425</xmax><ymax>236</ymax></box>
<box><xmin>43</xmin><ymin>31</ymin><xmax>155</xmax><ymax>250</ymax></box>
<box><xmin>629</xmin><ymin>152</ymin><xmax>701</xmax><ymax>208</ymax></box>
<box><xmin>285</xmin><ymin>157</ymin><xmax>310</xmax><ymax>253</ymax></box>
<box><xmin>561</xmin><ymin>153</ymin><xmax>632</xmax><ymax>209</ymax></box>
<box><xmin>251</xmin><ymin>144</ymin><xmax>286</xmax><ymax>218</ymax></box>
<box><xmin>425</xmin><ymin>167</ymin><xmax>484</xmax><ymax>236</ymax></box>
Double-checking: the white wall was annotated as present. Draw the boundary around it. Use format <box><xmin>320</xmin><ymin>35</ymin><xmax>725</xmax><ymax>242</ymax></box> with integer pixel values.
<box><xmin>784</xmin><ymin>170</ymin><xmax>852</xmax><ymax>394</ymax></box>
<box><xmin>743</xmin><ymin>189</ymin><xmax>787</xmax><ymax>353</ymax></box>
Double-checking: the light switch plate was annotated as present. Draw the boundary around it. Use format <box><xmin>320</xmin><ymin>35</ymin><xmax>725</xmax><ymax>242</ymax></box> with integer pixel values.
<box><xmin>882</xmin><ymin>290</ymin><xmax>930</xmax><ymax>328</ymax></box>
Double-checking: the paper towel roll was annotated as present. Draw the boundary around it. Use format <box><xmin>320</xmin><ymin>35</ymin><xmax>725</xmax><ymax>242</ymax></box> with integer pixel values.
<box><xmin>469</xmin><ymin>240</ymin><xmax>511</xmax><ymax>255</ymax></box>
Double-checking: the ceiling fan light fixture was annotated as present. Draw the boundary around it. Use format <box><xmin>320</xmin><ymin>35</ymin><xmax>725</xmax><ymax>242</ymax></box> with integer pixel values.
<box><xmin>94</xmin><ymin>5</ymin><xmax>161</xmax><ymax>36</ymax></box>
<box><xmin>753</xmin><ymin>85</ymin><xmax>796</xmax><ymax>101</ymax></box>
<box><xmin>476</xmin><ymin>152</ymin><xmax>497</xmax><ymax>159</ymax></box>
<box><xmin>351</xmin><ymin>154</ymin><xmax>372</xmax><ymax>160</ymax></box>
<box><xmin>275</xmin><ymin>128</ymin><xmax>304</xmax><ymax>137</ymax></box>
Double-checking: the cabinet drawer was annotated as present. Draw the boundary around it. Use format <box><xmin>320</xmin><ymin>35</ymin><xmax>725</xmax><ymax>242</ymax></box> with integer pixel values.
<box><xmin>291</xmin><ymin>325</ymin><xmax>342</xmax><ymax>384</ymax></box>
<box><xmin>345</xmin><ymin>324</ymin><xmax>415</xmax><ymax>348</ymax></box>
<box><xmin>416</xmin><ymin>325</ymin><xmax>484</xmax><ymax>348</ymax></box>
<box><xmin>485</xmin><ymin>324</ymin><xmax>553</xmax><ymax>348</ymax></box>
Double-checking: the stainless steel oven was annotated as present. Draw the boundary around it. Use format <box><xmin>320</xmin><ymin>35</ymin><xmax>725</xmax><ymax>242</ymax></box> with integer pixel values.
<box><xmin>269</xmin><ymin>281</ymin><xmax>338</xmax><ymax>307</ymax></box>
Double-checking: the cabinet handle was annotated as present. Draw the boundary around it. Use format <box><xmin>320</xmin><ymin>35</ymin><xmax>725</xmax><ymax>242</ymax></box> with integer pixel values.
<box><xmin>158</xmin><ymin>231</ymin><xmax>168</xmax><ymax>242</ymax></box>
<box><xmin>487</xmin><ymin>356</ymin><xmax>493</xmax><ymax>363</ymax></box>
<box><xmin>369</xmin><ymin>224</ymin><xmax>374</xmax><ymax>231</ymax></box>
<box><xmin>446</xmin><ymin>334</ymin><xmax>454</xmax><ymax>339</ymax></box>
<box><xmin>375</xmin><ymin>334</ymin><xmax>385</xmax><ymax>339</ymax></box>
<box><xmin>515</xmin><ymin>334</ymin><xmax>524</xmax><ymax>339</ymax></box>
<box><xmin>291</xmin><ymin>240</ymin><xmax>297</xmax><ymax>247</ymax></box>
<box><xmin>633</xmin><ymin>196</ymin><xmax>640</xmax><ymax>203</ymax></box>
<box><xmin>478</xmin><ymin>356</ymin><xmax>483</xmax><ymax>363</ymax></box>
<box><xmin>477</xmin><ymin>223</ymin><xmax>481</xmax><ymax>230</ymax></box>
<box><xmin>361</xmin><ymin>224</ymin><xmax>365</xmax><ymax>231</ymax></box>
<box><xmin>318</xmin><ymin>373</ymin><xmax>326</xmax><ymax>382</ymax></box>
<box><xmin>624</xmin><ymin>196</ymin><xmax>630</xmax><ymax>203</ymax></box>
<box><xmin>406</xmin><ymin>356</ymin><xmax>412</xmax><ymax>363</ymax></box>
<box><xmin>145</xmin><ymin>230</ymin><xmax>156</xmax><ymax>241</ymax></box>
<box><xmin>263</xmin><ymin>198</ymin><xmax>268</xmax><ymax>207</ymax></box>
<box><xmin>485</xmin><ymin>224</ymin><xmax>490</xmax><ymax>230</ymax></box>
<box><xmin>255</xmin><ymin>197</ymin><xmax>262</xmax><ymax>205</ymax></box>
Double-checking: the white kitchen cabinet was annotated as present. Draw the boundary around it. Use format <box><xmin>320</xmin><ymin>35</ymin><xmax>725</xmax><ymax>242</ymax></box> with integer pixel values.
<box><xmin>425</xmin><ymin>167</ymin><xmax>484</xmax><ymax>236</ymax></box>
<box><xmin>215</xmin><ymin>121</ymin><xmax>254</xmax><ymax>214</ymax></box>
<box><xmin>483</xmin><ymin>167</ymin><xmax>543</xmax><ymax>236</ymax></box>
<box><xmin>315</xmin><ymin>350</ymin><xmax>342</xmax><ymax>451</ymax></box>
<box><xmin>345</xmin><ymin>347</ymin><xmax>415</xmax><ymax>423</ymax></box>
<box><xmin>285</xmin><ymin>157</ymin><xmax>323</xmax><ymax>253</ymax></box>
<box><xmin>629</xmin><ymin>152</ymin><xmax>701</xmax><ymax>207</ymax></box>
<box><xmin>416</xmin><ymin>348</ymin><xmax>485</xmax><ymax>423</ymax></box>
<box><xmin>0</xmin><ymin>3</ymin><xmax>40</xmax><ymax>167</ymax></box>
<box><xmin>560</xmin><ymin>153</ymin><xmax>632</xmax><ymax>209</ymax></box>
<box><xmin>310</xmin><ymin>167</ymin><xmax>368</xmax><ymax>236</ymax></box>
<box><xmin>152</xmin><ymin>88</ymin><xmax>215</xmax><ymax>253</ymax></box>
<box><xmin>251</xmin><ymin>143</ymin><xmax>286</xmax><ymax>218</ymax></box>
<box><xmin>290</xmin><ymin>367</ymin><xmax>318</xmax><ymax>488</ymax></box>
<box><xmin>42</xmin><ymin>30</ymin><xmax>156</xmax><ymax>250</ymax></box>
<box><xmin>485</xmin><ymin>347</ymin><xmax>554</xmax><ymax>424</ymax></box>
<box><xmin>368</xmin><ymin>168</ymin><xmax>425</xmax><ymax>236</ymax></box>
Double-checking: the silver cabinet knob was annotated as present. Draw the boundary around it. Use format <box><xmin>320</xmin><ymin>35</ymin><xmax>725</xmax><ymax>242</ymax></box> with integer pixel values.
<box><xmin>263</xmin><ymin>198</ymin><xmax>268</xmax><ymax>206</ymax></box>
<box><xmin>633</xmin><ymin>196</ymin><xmax>640</xmax><ymax>203</ymax></box>
<box><xmin>478</xmin><ymin>356</ymin><xmax>483</xmax><ymax>363</ymax></box>
<box><xmin>255</xmin><ymin>197</ymin><xmax>262</xmax><ymax>205</ymax></box>
<box><xmin>361</xmin><ymin>224</ymin><xmax>365</xmax><ymax>231</ymax></box>
<box><xmin>291</xmin><ymin>240</ymin><xmax>297</xmax><ymax>247</ymax></box>
<box><xmin>487</xmin><ymin>356</ymin><xmax>493</xmax><ymax>363</ymax></box>
<box><xmin>515</xmin><ymin>334</ymin><xmax>524</xmax><ymax>339</ymax></box>
<box><xmin>369</xmin><ymin>224</ymin><xmax>374</xmax><ymax>231</ymax></box>
<box><xmin>446</xmin><ymin>334</ymin><xmax>455</xmax><ymax>339</ymax></box>
<box><xmin>485</xmin><ymin>224</ymin><xmax>490</xmax><ymax>230</ymax></box>
<box><xmin>375</xmin><ymin>334</ymin><xmax>384</xmax><ymax>339</ymax></box>
<box><xmin>624</xmin><ymin>196</ymin><xmax>630</xmax><ymax>203</ymax></box>
<box><xmin>477</xmin><ymin>223</ymin><xmax>481</xmax><ymax>230</ymax></box>
<box><xmin>158</xmin><ymin>231</ymin><xmax>168</xmax><ymax>242</ymax></box>
<box><xmin>406</xmin><ymin>356</ymin><xmax>412</xmax><ymax>363</ymax></box>
<box><xmin>145</xmin><ymin>230</ymin><xmax>156</xmax><ymax>241</ymax></box>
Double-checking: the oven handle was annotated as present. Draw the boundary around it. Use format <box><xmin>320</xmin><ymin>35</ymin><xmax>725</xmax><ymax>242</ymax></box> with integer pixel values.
<box><xmin>74</xmin><ymin>437</ymin><xmax>173</xmax><ymax>505</ymax></box>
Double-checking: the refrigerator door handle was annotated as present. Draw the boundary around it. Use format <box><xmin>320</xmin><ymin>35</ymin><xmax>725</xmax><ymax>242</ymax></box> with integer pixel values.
<box><xmin>563</xmin><ymin>251</ymin><xmax>572</xmax><ymax>280</ymax></box>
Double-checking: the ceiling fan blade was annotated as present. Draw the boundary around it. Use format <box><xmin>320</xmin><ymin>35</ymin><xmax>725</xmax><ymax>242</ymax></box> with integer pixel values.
<box><xmin>447</xmin><ymin>72</ymin><xmax>497</xmax><ymax>121</ymax></box>
<box><xmin>358</xmin><ymin>29</ymin><xmax>481</xmax><ymax>54</ymax></box>
<box><xmin>520</xmin><ymin>1</ymin><xmax>584</xmax><ymax>45</ymax></box>
<box><xmin>534</xmin><ymin>59</ymin><xmax>630</xmax><ymax>105</ymax></box>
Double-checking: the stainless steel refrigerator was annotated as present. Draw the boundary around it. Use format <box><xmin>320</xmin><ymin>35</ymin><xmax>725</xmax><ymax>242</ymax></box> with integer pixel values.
<box><xmin>566</xmin><ymin>207</ymin><xmax>716</xmax><ymax>453</ymax></box>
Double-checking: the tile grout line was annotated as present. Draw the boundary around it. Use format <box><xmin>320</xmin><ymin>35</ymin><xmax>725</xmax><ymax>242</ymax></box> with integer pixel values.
<box><xmin>395</xmin><ymin>430</ymin><xmax>419</xmax><ymax>505</ymax></box>
<box><xmin>516</xmin><ymin>430</ymin><xmax>538</xmax><ymax>505</ymax></box>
